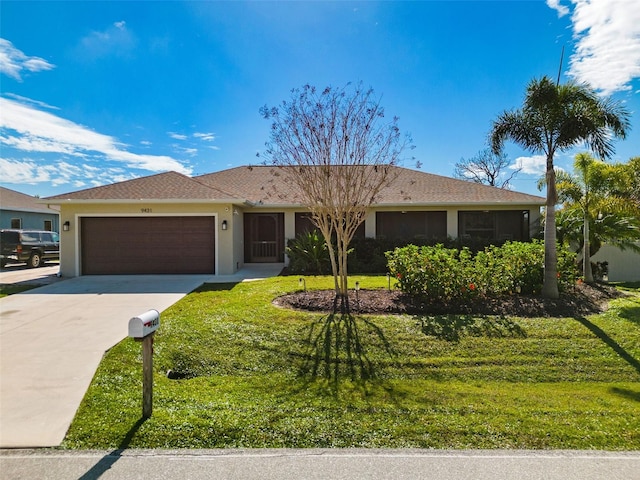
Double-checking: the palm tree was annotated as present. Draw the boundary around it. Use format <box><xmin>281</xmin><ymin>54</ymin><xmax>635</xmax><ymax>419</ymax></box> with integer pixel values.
<box><xmin>553</xmin><ymin>153</ymin><xmax>640</xmax><ymax>282</ymax></box>
<box><xmin>490</xmin><ymin>76</ymin><xmax>630</xmax><ymax>298</ymax></box>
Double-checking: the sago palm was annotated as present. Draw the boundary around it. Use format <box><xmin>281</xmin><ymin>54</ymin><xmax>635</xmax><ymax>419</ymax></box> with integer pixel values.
<box><xmin>490</xmin><ymin>76</ymin><xmax>629</xmax><ymax>298</ymax></box>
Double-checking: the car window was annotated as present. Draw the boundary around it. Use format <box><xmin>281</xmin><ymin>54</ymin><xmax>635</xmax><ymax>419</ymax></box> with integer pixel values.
<box><xmin>22</xmin><ymin>232</ymin><xmax>40</xmax><ymax>242</ymax></box>
<box><xmin>1</xmin><ymin>231</ymin><xmax>20</xmax><ymax>244</ymax></box>
<box><xmin>51</xmin><ymin>232</ymin><xmax>59</xmax><ymax>243</ymax></box>
<box><xmin>41</xmin><ymin>233</ymin><xmax>53</xmax><ymax>242</ymax></box>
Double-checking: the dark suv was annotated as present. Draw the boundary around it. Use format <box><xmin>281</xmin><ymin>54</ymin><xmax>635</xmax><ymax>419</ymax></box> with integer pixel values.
<box><xmin>0</xmin><ymin>229</ymin><xmax>60</xmax><ymax>268</ymax></box>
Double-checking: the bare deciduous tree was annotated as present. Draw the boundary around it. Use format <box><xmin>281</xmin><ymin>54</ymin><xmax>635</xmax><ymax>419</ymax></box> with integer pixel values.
<box><xmin>260</xmin><ymin>83</ymin><xmax>412</xmax><ymax>311</ymax></box>
<box><xmin>453</xmin><ymin>148</ymin><xmax>519</xmax><ymax>189</ymax></box>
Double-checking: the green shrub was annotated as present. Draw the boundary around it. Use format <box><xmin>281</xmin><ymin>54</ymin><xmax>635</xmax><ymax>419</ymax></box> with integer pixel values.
<box><xmin>385</xmin><ymin>244</ymin><xmax>475</xmax><ymax>300</ymax></box>
<box><xmin>286</xmin><ymin>231</ymin><xmax>331</xmax><ymax>274</ymax></box>
<box><xmin>347</xmin><ymin>235</ymin><xmax>513</xmax><ymax>274</ymax></box>
<box><xmin>386</xmin><ymin>241</ymin><xmax>578</xmax><ymax>300</ymax></box>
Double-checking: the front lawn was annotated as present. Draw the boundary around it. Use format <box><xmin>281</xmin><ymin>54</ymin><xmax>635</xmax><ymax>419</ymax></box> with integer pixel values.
<box><xmin>63</xmin><ymin>276</ymin><xmax>640</xmax><ymax>450</ymax></box>
<box><xmin>0</xmin><ymin>284</ymin><xmax>39</xmax><ymax>297</ymax></box>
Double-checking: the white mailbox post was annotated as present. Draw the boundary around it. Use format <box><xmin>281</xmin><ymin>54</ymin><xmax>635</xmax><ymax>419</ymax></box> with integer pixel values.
<box><xmin>128</xmin><ymin>309</ymin><xmax>160</xmax><ymax>418</ymax></box>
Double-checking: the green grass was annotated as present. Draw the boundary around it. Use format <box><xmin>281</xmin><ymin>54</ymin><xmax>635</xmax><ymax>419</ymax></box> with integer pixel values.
<box><xmin>62</xmin><ymin>276</ymin><xmax>640</xmax><ymax>450</ymax></box>
<box><xmin>0</xmin><ymin>284</ymin><xmax>39</xmax><ymax>297</ymax></box>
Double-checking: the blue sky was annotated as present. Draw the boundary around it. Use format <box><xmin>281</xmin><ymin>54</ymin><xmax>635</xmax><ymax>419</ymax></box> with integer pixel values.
<box><xmin>1</xmin><ymin>0</ymin><xmax>639</xmax><ymax>198</ymax></box>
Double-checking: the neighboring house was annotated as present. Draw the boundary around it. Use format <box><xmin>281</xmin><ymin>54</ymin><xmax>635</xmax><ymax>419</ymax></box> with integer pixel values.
<box><xmin>590</xmin><ymin>243</ymin><xmax>640</xmax><ymax>282</ymax></box>
<box><xmin>43</xmin><ymin>165</ymin><xmax>545</xmax><ymax>277</ymax></box>
<box><xmin>0</xmin><ymin>186</ymin><xmax>60</xmax><ymax>232</ymax></box>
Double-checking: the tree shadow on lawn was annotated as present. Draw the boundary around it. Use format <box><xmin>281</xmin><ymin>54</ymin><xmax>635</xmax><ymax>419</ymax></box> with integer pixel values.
<box><xmin>298</xmin><ymin>313</ymin><xmax>397</xmax><ymax>393</ymax></box>
<box><xmin>416</xmin><ymin>314</ymin><xmax>527</xmax><ymax>342</ymax></box>
<box><xmin>610</xmin><ymin>386</ymin><xmax>640</xmax><ymax>403</ymax></box>
<box><xmin>618</xmin><ymin>304</ymin><xmax>640</xmax><ymax>327</ymax></box>
<box><xmin>575</xmin><ymin>316</ymin><xmax>640</xmax><ymax>376</ymax></box>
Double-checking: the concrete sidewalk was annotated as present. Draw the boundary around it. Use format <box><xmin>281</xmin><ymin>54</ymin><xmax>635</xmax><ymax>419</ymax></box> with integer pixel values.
<box><xmin>1</xmin><ymin>449</ymin><xmax>639</xmax><ymax>480</ymax></box>
<box><xmin>0</xmin><ymin>265</ymin><xmax>283</xmax><ymax>448</ymax></box>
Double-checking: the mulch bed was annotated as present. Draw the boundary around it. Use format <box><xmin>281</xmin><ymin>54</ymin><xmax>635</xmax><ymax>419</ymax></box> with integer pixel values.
<box><xmin>274</xmin><ymin>282</ymin><xmax>625</xmax><ymax>317</ymax></box>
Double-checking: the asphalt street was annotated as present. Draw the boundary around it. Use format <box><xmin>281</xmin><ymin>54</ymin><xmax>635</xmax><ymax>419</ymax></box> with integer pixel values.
<box><xmin>2</xmin><ymin>449</ymin><xmax>639</xmax><ymax>480</ymax></box>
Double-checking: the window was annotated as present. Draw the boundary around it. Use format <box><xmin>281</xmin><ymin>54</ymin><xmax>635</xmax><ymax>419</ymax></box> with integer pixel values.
<box><xmin>458</xmin><ymin>210</ymin><xmax>529</xmax><ymax>242</ymax></box>
<box><xmin>44</xmin><ymin>220</ymin><xmax>53</xmax><ymax>231</ymax></box>
<box><xmin>295</xmin><ymin>213</ymin><xmax>316</xmax><ymax>237</ymax></box>
<box><xmin>11</xmin><ymin>218</ymin><xmax>21</xmax><ymax>229</ymax></box>
<box><xmin>294</xmin><ymin>212</ymin><xmax>365</xmax><ymax>239</ymax></box>
<box><xmin>376</xmin><ymin>211</ymin><xmax>447</xmax><ymax>240</ymax></box>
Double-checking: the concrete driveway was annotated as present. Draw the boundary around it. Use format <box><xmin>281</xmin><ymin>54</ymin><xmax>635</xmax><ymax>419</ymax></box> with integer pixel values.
<box><xmin>0</xmin><ymin>265</ymin><xmax>283</xmax><ymax>448</ymax></box>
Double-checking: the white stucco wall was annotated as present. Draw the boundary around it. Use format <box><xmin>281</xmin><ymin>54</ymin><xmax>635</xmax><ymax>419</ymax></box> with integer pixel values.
<box><xmin>56</xmin><ymin>202</ymin><xmax>542</xmax><ymax>278</ymax></box>
<box><xmin>590</xmin><ymin>243</ymin><xmax>640</xmax><ymax>282</ymax></box>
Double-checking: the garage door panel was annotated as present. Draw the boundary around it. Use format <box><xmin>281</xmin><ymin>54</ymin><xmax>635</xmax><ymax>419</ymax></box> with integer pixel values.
<box><xmin>81</xmin><ymin>217</ymin><xmax>215</xmax><ymax>275</ymax></box>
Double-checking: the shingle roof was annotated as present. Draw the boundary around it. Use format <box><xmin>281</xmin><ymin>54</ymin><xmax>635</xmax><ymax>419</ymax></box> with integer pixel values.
<box><xmin>1</xmin><ymin>187</ymin><xmax>59</xmax><ymax>213</ymax></box>
<box><xmin>195</xmin><ymin>165</ymin><xmax>545</xmax><ymax>206</ymax></box>
<box><xmin>43</xmin><ymin>166</ymin><xmax>545</xmax><ymax>206</ymax></box>
<box><xmin>44</xmin><ymin>171</ymin><xmax>238</xmax><ymax>202</ymax></box>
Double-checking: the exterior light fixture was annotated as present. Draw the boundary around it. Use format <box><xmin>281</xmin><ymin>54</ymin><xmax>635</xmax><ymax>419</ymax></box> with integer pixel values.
<box><xmin>221</xmin><ymin>220</ymin><xmax>228</xmax><ymax>230</ymax></box>
<box><xmin>63</xmin><ymin>221</ymin><xmax>70</xmax><ymax>231</ymax></box>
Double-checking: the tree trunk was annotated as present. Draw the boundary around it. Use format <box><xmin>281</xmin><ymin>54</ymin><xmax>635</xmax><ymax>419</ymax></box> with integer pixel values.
<box><xmin>337</xmin><ymin>238</ymin><xmax>349</xmax><ymax>313</ymax></box>
<box><xmin>583</xmin><ymin>212</ymin><xmax>594</xmax><ymax>283</ymax></box>
<box><xmin>542</xmin><ymin>162</ymin><xmax>560</xmax><ymax>299</ymax></box>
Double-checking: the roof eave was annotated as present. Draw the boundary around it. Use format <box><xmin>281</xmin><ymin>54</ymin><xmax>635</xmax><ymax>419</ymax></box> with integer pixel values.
<box><xmin>42</xmin><ymin>198</ymin><xmax>253</xmax><ymax>206</ymax></box>
<box><xmin>373</xmin><ymin>200</ymin><xmax>545</xmax><ymax>207</ymax></box>
<box><xmin>242</xmin><ymin>200</ymin><xmax>545</xmax><ymax>209</ymax></box>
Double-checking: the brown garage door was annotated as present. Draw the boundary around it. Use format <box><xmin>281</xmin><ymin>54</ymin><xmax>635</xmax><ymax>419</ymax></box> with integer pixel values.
<box><xmin>81</xmin><ymin>217</ymin><xmax>215</xmax><ymax>274</ymax></box>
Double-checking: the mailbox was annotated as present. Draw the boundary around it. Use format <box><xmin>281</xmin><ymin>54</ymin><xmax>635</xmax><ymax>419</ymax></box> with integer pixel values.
<box><xmin>128</xmin><ymin>309</ymin><xmax>160</xmax><ymax>338</ymax></box>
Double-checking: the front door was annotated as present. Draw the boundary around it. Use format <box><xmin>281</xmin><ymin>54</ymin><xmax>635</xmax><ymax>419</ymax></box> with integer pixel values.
<box><xmin>244</xmin><ymin>213</ymin><xmax>284</xmax><ymax>263</ymax></box>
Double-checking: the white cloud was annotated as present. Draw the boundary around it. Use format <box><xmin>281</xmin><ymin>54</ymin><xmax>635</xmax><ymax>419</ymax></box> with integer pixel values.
<box><xmin>4</xmin><ymin>93</ymin><xmax>59</xmax><ymax>110</ymax></box>
<box><xmin>0</xmin><ymin>156</ymin><xmax>138</xmax><ymax>189</ymax></box>
<box><xmin>0</xmin><ymin>38</ymin><xmax>55</xmax><ymax>81</ymax></box>
<box><xmin>546</xmin><ymin>0</ymin><xmax>570</xmax><ymax>17</ymax></box>
<box><xmin>75</xmin><ymin>21</ymin><xmax>136</xmax><ymax>60</ymax></box>
<box><xmin>140</xmin><ymin>140</ymin><xmax>152</xmax><ymax>146</ymax></box>
<box><xmin>566</xmin><ymin>0</ymin><xmax>640</xmax><ymax>95</ymax></box>
<box><xmin>511</xmin><ymin>155</ymin><xmax>547</xmax><ymax>175</ymax></box>
<box><xmin>0</xmin><ymin>97</ymin><xmax>191</xmax><ymax>176</ymax></box>
<box><xmin>168</xmin><ymin>132</ymin><xmax>188</xmax><ymax>140</ymax></box>
<box><xmin>0</xmin><ymin>157</ymin><xmax>51</xmax><ymax>184</ymax></box>
<box><xmin>194</xmin><ymin>132</ymin><xmax>216</xmax><ymax>141</ymax></box>
<box><xmin>172</xmin><ymin>144</ymin><xmax>198</xmax><ymax>157</ymax></box>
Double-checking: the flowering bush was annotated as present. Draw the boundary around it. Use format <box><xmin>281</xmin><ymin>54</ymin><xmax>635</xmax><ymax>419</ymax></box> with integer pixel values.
<box><xmin>386</xmin><ymin>241</ymin><xmax>577</xmax><ymax>301</ymax></box>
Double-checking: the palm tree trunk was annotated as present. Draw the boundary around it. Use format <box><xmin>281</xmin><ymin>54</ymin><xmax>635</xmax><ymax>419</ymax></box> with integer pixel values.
<box><xmin>583</xmin><ymin>212</ymin><xmax>594</xmax><ymax>283</ymax></box>
<box><xmin>542</xmin><ymin>162</ymin><xmax>560</xmax><ymax>299</ymax></box>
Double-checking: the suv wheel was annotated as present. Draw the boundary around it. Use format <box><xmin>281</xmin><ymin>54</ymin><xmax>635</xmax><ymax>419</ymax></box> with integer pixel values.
<box><xmin>28</xmin><ymin>252</ymin><xmax>42</xmax><ymax>268</ymax></box>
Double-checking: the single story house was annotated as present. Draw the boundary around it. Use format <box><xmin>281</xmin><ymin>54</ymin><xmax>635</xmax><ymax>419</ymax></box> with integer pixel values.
<box><xmin>43</xmin><ymin>165</ymin><xmax>545</xmax><ymax>277</ymax></box>
<box><xmin>1</xmin><ymin>186</ymin><xmax>60</xmax><ymax>232</ymax></box>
